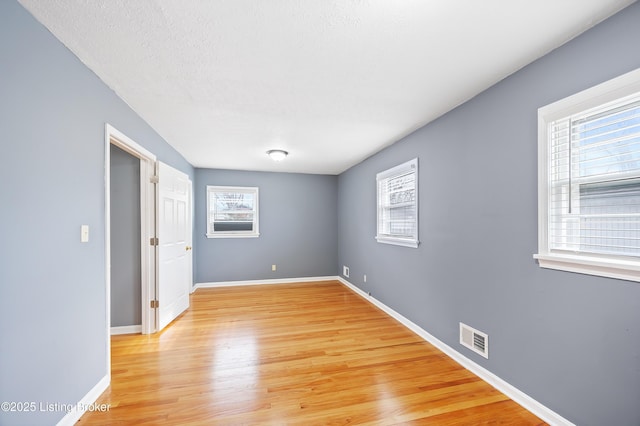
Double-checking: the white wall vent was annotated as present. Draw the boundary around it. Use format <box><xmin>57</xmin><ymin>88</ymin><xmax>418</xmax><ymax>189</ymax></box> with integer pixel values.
<box><xmin>459</xmin><ymin>322</ymin><xmax>489</xmax><ymax>359</ymax></box>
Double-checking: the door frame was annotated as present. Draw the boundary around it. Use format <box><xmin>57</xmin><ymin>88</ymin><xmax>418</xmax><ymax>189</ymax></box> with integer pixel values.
<box><xmin>104</xmin><ymin>124</ymin><xmax>157</xmax><ymax>352</ymax></box>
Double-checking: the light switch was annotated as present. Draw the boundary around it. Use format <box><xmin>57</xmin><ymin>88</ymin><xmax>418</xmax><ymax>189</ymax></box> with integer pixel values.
<box><xmin>81</xmin><ymin>225</ymin><xmax>89</xmax><ymax>242</ymax></box>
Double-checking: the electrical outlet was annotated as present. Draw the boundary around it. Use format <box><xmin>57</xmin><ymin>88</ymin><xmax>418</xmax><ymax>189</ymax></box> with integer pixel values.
<box><xmin>343</xmin><ymin>265</ymin><xmax>350</xmax><ymax>278</ymax></box>
<box><xmin>272</xmin><ymin>264</ymin><xmax>277</xmax><ymax>271</ymax></box>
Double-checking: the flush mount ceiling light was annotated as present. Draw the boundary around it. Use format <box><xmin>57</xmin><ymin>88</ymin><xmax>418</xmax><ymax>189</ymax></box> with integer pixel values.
<box><xmin>267</xmin><ymin>149</ymin><xmax>288</xmax><ymax>161</ymax></box>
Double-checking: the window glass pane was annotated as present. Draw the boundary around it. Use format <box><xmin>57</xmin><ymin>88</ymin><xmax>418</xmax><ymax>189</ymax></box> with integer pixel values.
<box><xmin>577</xmin><ymin>179</ymin><xmax>640</xmax><ymax>256</ymax></box>
<box><xmin>213</xmin><ymin>192</ymin><xmax>254</xmax><ymax>223</ymax></box>
<box><xmin>388</xmin><ymin>205</ymin><xmax>416</xmax><ymax>236</ymax></box>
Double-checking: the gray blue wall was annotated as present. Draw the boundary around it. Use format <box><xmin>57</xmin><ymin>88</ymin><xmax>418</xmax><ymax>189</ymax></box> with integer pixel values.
<box><xmin>338</xmin><ymin>3</ymin><xmax>640</xmax><ymax>425</ymax></box>
<box><xmin>195</xmin><ymin>169</ymin><xmax>338</xmax><ymax>283</ymax></box>
<box><xmin>110</xmin><ymin>145</ymin><xmax>142</xmax><ymax>327</ymax></box>
<box><xmin>0</xmin><ymin>1</ymin><xmax>193</xmax><ymax>425</ymax></box>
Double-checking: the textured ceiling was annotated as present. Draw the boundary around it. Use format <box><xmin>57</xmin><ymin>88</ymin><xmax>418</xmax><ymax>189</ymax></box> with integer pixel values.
<box><xmin>19</xmin><ymin>0</ymin><xmax>635</xmax><ymax>174</ymax></box>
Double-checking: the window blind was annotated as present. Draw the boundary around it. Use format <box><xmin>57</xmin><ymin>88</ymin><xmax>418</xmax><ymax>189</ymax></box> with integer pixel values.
<box><xmin>549</xmin><ymin>96</ymin><xmax>640</xmax><ymax>257</ymax></box>
<box><xmin>376</xmin><ymin>158</ymin><xmax>418</xmax><ymax>248</ymax></box>
<box><xmin>379</xmin><ymin>171</ymin><xmax>416</xmax><ymax>237</ymax></box>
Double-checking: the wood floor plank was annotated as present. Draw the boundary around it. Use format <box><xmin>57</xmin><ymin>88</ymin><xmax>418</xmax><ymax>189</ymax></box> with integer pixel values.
<box><xmin>78</xmin><ymin>281</ymin><xmax>546</xmax><ymax>425</ymax></box>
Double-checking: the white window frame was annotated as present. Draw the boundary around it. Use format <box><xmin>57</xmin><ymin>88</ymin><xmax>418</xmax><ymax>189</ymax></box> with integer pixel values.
<box><xmin>535</xmin><ymin>67</ymin><xmax>640</xmax><ymax>282</ymax></box>
<box><xmin>376</xmin><ymin>158</ymin><xmax>419</xmax><ymax>248</ymax></box>
<box><xmin>206</xmin><ymin>185</ymin><xmax>259</xmax><ymax>238</ymax></box>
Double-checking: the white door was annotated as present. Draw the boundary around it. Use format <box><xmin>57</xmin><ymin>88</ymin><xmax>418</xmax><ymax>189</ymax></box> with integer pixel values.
<box><xmin>186</xmin><ymin>180</ymin><xmax>193</xmax><ymax>290</ymax></box>
<box><xmin>156</xmin><ymin>161</ymin><xmax>191</xmax><ymax>331</ymax></box>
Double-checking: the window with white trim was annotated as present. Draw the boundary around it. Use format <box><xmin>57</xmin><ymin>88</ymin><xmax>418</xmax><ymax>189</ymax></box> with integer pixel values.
<box><xmin>206</xmin><ymin>186</ymin><xmax>259</xmax><ymax>238</ymax></box>
<box><xmin>376</xmin><ymin>158</ymin><xmax>419</xmax><ymax>248</ymax></box>
<box><xmin>535</xmin><ymin>68</ymin><xmax>640</xmax><ymax>282</ymax></box>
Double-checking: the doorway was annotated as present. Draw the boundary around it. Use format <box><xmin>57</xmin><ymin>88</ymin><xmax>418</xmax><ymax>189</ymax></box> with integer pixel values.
<box><xmin>110</xmin><ymin>144</ymin><xmax>142</xmax><ymax>333</ymax></box>
<box><xmin>105</xmin><ymin>124</ymin><xmax>157</xmax><ymax>341</ymax></box>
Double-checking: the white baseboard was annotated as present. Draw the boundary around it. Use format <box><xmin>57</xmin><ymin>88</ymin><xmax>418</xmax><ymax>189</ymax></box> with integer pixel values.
<box><xmin>110</xmin><ymin>325</ymin><xmax>142</xmax><ymax>335</ymax></box>
<box><xmin>336</xmin><ymin>277</ymin><xmax>574</xmax><ymax>426</ymax></box>
<box><xmin>193</xmin><ymin>275</ymin><xmax>339</xmax><ymax>291</ymax></box>
<box><xmin>56</xmin><ymin>374</ymin><xmax>109</xmax><ymax>426</ymax></box>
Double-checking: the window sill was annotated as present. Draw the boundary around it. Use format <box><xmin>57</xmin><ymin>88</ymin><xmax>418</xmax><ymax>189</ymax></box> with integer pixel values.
<box><xmin>533</xmin><ymin>252</ymin><xmax>640</xmax><ymax>283</ymax></box>
<box><xmin>376</xmin><ymin>236</ymin><xmax>419</xmax><ymax>248</ymax></box>
<box><xmin>206</xmin><ymin>233</ymin><xmax>260</xmax><ymax>239</ymax></box>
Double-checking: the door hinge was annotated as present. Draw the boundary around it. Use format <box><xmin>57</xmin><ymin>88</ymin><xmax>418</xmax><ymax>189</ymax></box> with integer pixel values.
<box><xmin>150</xmin><ymin>175</ymin><xmax>159</xmax><ymax>184</ymax></box>
<box><xmin>150</xmin><ymin>237</ymin><xmax>159</xmax><ymax>246</ymax></box>
<box><xmin>150</xmin><ymin>300</ymin><xmax>159</xmax><ymax>309</ymax></box>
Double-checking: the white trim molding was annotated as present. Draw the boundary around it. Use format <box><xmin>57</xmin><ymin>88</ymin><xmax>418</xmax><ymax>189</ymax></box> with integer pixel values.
<box><xmin>56</xmin><ymin>375</ymin><xmax>109</xmax><ymax>426</ymax></box>
<box><xmin>337</xmin><ymin>277</ymin><xmax>575</xmax><ymax>426</ymax></box>
<box><xmin>534</xmin><ymin>252</ymin><xmax>640</xmax><ymax>282</ymax></box>
<box><xmin>110</xmin><ymin>325</ymin><xmax>142</xmax><ymax>335</ymax></box>
<box><xmin>193</xmin><ymin>276</ymin><xmax>338</xmax><ymax>291</ymax></box>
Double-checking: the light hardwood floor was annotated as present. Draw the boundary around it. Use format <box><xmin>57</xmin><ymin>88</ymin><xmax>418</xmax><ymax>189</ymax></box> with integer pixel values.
<box><xmin>79</xmin><ymin>281</ymin><xmax>546</xmax><ymax>425</ymax></box>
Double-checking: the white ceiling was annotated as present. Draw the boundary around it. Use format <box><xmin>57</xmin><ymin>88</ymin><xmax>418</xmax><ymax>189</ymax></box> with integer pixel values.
<box><xmin>19</xmin><ymin>0</ymin><xmax>635</xmax><ymax>175</ymax></box>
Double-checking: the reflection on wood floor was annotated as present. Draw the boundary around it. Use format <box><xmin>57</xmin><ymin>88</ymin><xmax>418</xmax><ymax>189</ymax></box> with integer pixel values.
<box><xmin>79</xmin><ymin>280</ymin><xmax>546</xmax><ymax>425</ymax></box>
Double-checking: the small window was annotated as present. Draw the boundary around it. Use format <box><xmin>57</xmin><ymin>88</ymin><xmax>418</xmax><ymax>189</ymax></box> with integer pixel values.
<box><xmin>206</xmin><ymin>186</ymin><xmax>259</xmax><ymax>238</ymax></box>
<box><xmin>376</xmin><ymin>158</ymin><xmax>419</xmax><ymax>248</ymax></box>
<box><xmin>535</xmin><ymin>68</ymin><xmax>640</xmax><ymax>282</ymax></box>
